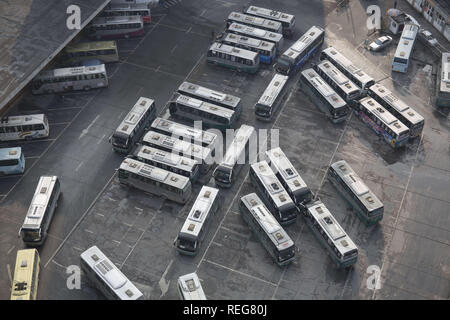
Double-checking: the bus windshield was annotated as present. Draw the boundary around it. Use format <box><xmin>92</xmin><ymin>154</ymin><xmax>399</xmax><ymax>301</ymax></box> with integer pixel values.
<box><xmin>279</xmin><ymin>247</ymin><xmax>295</xmax><ymax>262</ymax></box>
<box><xmin>255</xmin><ymin>104</ymin><xmax>271</xmax><ymax>116</ymax></box>
<box><xmin>20</xmin><ymin>228</ymin><xmax>40</xmax><ymax>242</ymax></box>
<box><xmin>0</xmin><ymin>159</ymin><xmax>19</xmax><ymax>166</ymax></box>
<box><xmin>277</xmin><ymin>58</ymin><xmax>290</xmax><ymax>71</ymax></box>
<box><xmin>393</xmin><ymin>57</ymin><xmax>407</xmax><ymax>64</ymax></box>
<box><xmin>215</xmin><ymin>167</ymin><xmax>231</xmax><ymax>182</ymax></box>
<box><xmin>177</xmin><ymin>238</ymin><xmax>196</xmax><ymax>252</ymax></box>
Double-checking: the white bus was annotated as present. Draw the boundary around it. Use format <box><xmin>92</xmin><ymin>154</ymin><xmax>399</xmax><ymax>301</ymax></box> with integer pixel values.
<box><xmin>221</xmin><ymin>33</ymin><xmax>276</xmax><ymax>65</ymax></box>
<box><xmin>19</xmin><ymin>176</ymin><xmax>61</xmax><ymax>246</ymax></box>
<box><xmin>207</xmin><ymin>42</ymin><xmax>260</xmax><ymax>74</ymax></box>
<box><xmin>142</xmin><ymin>131</ymin><xmax>213</xmax><ymax>173</ymax></box>
<box><xmin>266</xmin><ymin>147</ymin><xmax>313</xmax><ymax>206</ymax></box>
<box><xmin>249</xmin><ymin>160</ymin><xmax>298</xmax><ymax>225</ymax></box>
<box><xmin>0</xmin><ymin>147</ymin><xmax>25</xmax><ymax>175</ymax></box>
<box><xmin>314</xmin><ymin>60</ymin><xmax>361</xmax><ymax>102</ymax></box>
<box><xmin>101</xmin><ymin>3</ymin><xmax>151</xmax><ymax>24</ymax></box>
<box><xmin>88</xmin><ymin>16</ymin><xmax>144</xmax><ymax>40</ymax></box>
<box><xmin>239</xmin><ymin>193</ymin><xmax>295</xmax><ymax>266</ymax></box>
<box><xmin>300</xmin><ymin>68</ymin><xmax>349</xmax><ymax>123</ymax></box>
<box><xmin>275</xmin><ymin>25</ymin><xmax>324</xmax><ymax>76</ymax></box>
<box><xmin>255</xmin><ymin>73</ymin><xmax>289</xmax><ymax>121</ymax></box>
<box><xmin>356</xmin><ymin>97</ymin><xmax>410</xmax><ymax>148</ymax></box>
<box><xmin>118</xmin><ymin>158</ymin><xmax>192</xmax><ymax>204</ymax></box>
<box><xmin>110</xmin><ymin>97</ymin><xmax>156</xmax><ymax>153</ymax></box>
<box><xmin>368</xmin><ymin>83</ymin><xmax>424</xmax><ymax>138</ymax></box>
<box><xmin>149</xmin><ymin>117</ymin><xmax>218</xmax><ymax>152</ymax></box>
<box><xmin>392</xmin><ymin>23</ymin><xmax>419</xmax><ymax>73</ymax></box>
<box><xmin>177</xmin><ymin>272</ymin><xmax>207</xmax><ymax>300</ymax></box>
<box><xmin>0</xmin><ymin>114</ymin><xmax>49</xmax><ymax>141</ymax></box>
<box><xmin>31</xmin><ymin>65</ymin><xmax>108</xmax><ymax>95</ymax></box>
<box><xmin>436</xmin><ymin>52</ymin><xmax>450</xmax><ymax>108</ymax></box>
<box><xmin>213</xmin><ymin>124</ymin><xmax>255</xmax><ymax>188</ymax></box>
<box><xmin>80</xmin><ymin>245</ymin><xmax>143</xmax><ymax>300</ymax></box>
<box><xmin>178</xmin><ymin>81</ymin><xmax>242</xmax><ymax>115</ymax></box>
<box><xmin>299</xmin><ymin>200</ymin><xmax>358</xmax><ymax>268</ymax></box>
<box><xmin>245</xmin><ymin>6</ymin><xmax>296</xmax><ymax>37</ymax></box>
<box><xmin>328</xmin><ymin>160</ymin><xmax>384</xmax><ymax>225</ymax></box>
<box><xmin>169</xmin><ymin>93</ymin><xmax>238</xmax><ymax>131</ymax></box>
<box><xmin>130</xmin><ymin>144</ymin><xmax>200</xmax><ymax>182</ymax></box>
<box><xmin>320</xmin><ymin>46</ymin><xmax>375</xmax><ymax>91</ymax></box>
<box><xmin>226</xmin><ymin>11</ymin><xmax>283</xmax><ymax>34</ymax></box>
<box><xmin>175</xmin><ymin>186</ymin><xmax>220</xmax><ymax>255</ymax></box>
<box><xmin>227</xmin><ymin>23</ymin><xmax>284</xmax><ymax>54</ymax></box>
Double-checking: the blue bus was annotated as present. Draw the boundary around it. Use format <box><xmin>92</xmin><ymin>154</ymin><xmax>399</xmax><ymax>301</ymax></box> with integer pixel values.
<box><xmin>0</xmin><ymin>147</ymin><xmax>25</xmax><ymax>175</ymax></box>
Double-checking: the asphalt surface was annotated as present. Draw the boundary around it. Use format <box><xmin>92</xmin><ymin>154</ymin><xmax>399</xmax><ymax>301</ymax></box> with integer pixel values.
<box><xmin>0</xmin><ymin>0</ymin><xmax>449</xmax><ymax>300</ymax></box>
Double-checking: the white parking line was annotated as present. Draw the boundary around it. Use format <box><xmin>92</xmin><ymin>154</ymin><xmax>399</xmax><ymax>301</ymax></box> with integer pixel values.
<box><xmin>78</xmin><ymin>114</ymin><xmax>100</xmax><ymax>140</ymax></box>
<box><xmin>75</xmin><ymin>161</ymin><xmax>84</xmax><ymax>172</ymax></box>
<box><xmin>7</xmin><ymin>245</ymin><xmax>15</xmax><ymax>255</ymax></box>
<box><xmin>6</xmin><ymin>264</ymin><xmax>12</xmax><ymax>286</ymax></box>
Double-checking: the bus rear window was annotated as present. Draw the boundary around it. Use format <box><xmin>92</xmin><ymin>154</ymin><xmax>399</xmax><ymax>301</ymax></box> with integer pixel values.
<box><xmin>393</xmin><ymin>57</ymin><xmax>407</xmax><ymax>64</ymax></box>
<box><xmin>0</xmin><ymin>159</ymin><xmax>19</xmax><ymax>166</ymax></box>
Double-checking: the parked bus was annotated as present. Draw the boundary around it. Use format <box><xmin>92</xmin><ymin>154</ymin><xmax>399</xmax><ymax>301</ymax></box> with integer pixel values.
<box><xmin>436</xmin><ymin>52</ymin><xmax>450</xmax><ymax>108</ymax></box>
<box><xmin>368</xmin><ymin>83</ymin><xmax>424</xmax><ymax>138</ymax></box>
<box><xmin>80</xmin><ymin>246</ymin><xmax>143</xmax><ymax>300</ymax></box>
<box><xmin>255</xmin><ymin>73</ymin><xmax>289</xmax><ymax>121</ymax></box>
<box><xmin>175</xmin><ymin>186</ymin><xmax>220</xmax><ymax>255</ymax></box>
<box><xmin>392</xmin><ymin>23</ymin><xmax>418</xmax><ymax>73</ymax></box>
<box><xmin>213</xmin><ymin>124</ymin><xmax>255</xmax><ymax>188</ymax></box>
<box><xmin>32</xmin><ymin>65</ymin><xmax>108</xmax><ymax>95</ymax></box>
<box><xmin>142</xmin><ymin>131</ymin><xmax>213</xmax><ymax>173</ymax></box>
<box><xmin>118</xmin><ymin>158</ymin><xmax>192</xmax><ymax>204</ymax></box>
<box><xmin>10</xmin><ymin>249</ymin><xmax>40</xmax><ymax>300</ymax></box>
<box><xmin>299</xmin><ymin>200</ymin><xmax>358</xmax><ymax>268</ymax></box>
<box><xmin>239</xmin><ymin>193</ymin><xmax>295</xmax><ymax>266</ymax></box>
<box><xmin>249</xmin><ymin>160</ymin><xmax>298</xmax><ymax>225</ymax></box>
<box><xmin>87</xmin><ymin>16</ymin><xmax>144</xmax><ymax>40</ymax></box>
<box><xmin>64</xmin><ymin>41</ymin><xmax>119</xmax><ymax>65</ymax></box>
<box><xmin>314</xmin><ymin>60</ymin><xmax>361</xmax><ymax>102</ymax></box>
<box><xmin>245</xmin><ymin>6</ymin><xmax>295</xmax><ymax>37</ymax></box>
<box><xmin>149</xmin><ymin>117</ymin><xmax>218</xmax><ymax>152</ymax></box>
<box><xmin>100</xmin><ymin>3</ymin><xmax>151</xmax><ymax>24</ymax></box>
<box><xmin>169</xmin><ymin>93</ymin><xmax>238</xmax><ymax>131</ymax></box>
<box><xmin>275</xmin><ymin>25</ymin><xmax>324</xmax><ymax>76</ymax></box>
<box><xmin>299</xmin><ymin>68</ymin><xmax>349</xmax><ymax>123</ymax></box>
<box><xmin>320</xmin><ymin>46</ymin><xmax>375</xmax><ymax>91</ymax></box>
<box><xmin>130</xmin><ymin>144</ymin><xmax>200</xmax><ymax>182</ymax></box>
<box><xmin>328</xmin><ymin>160</ymin><xmax>384</xmax><ymax>225</ymax></box>
<box><xmin>227</xmin><ymin>22</ymin><xmax>284</xmax><ymax>54</ymax></box>
<box><xmin>19</xmin><ymin>176</ymin><xmax>61</xmax><ymax>246</ymax></box>
<box><xmin>178</xmin><ymin>81</ymin><xmax>242</xmax><ymax>115</ymax></box>
<box><xmin>356</xmin><ymin>97</ymin><xmax>410</xmax><ymax>148</ymax></box>
<box><xmin>177</xmin><ymin>272</ymin><xmax>207</xmax><ymax>300</ymax></box>
<box><xmin>0</xmin><ymin>147</ymin><xmax>25</xmax><ymax>175</ymax></box>
<box><xmin>0</xmin><ymin>114</ymin><xmax>49</xmax><ymax>141</ymax></box>
<box><xmin>266</xmin><ymin>147</ymin><xmax>313</xmax><ymax>205</ymax></box>
<box><xmin>221</xmin><ymin>33</ymin><xmax>276</xmax><ymax>64</ymax></box>
<box><xmin>207</xmin><ymin>42</ymin><xmax>260</xmax><ymax>74</ymax></box>
<box><xmin>110</xmin><ymin>97</ymin><xmax>156</xmax><ymax>153</ymax></box>
<box><xmin>226</xmin><ymin>11</ymin><xmax>283</xmax><ymax>34</ymax></box>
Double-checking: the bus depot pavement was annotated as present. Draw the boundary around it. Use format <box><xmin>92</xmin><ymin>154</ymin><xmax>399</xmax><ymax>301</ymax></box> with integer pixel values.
<box><xmin>0</xmin><ymin>0</ymin><xmax>449</xmax><ymax>300</ymax></box>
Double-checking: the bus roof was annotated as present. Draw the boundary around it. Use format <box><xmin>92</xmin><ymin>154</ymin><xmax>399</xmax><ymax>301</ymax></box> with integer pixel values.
<box><xmin>440</xmin><ymin>52</ymin><xmax>450</xmax><ymax>93</ymax></box>
<box><xmin>331</xmin><ymin>160</ymin><xmax>383</xmax><ymax>212</ymax></box>
<box><xmin>11</xmin><ymin>249</ymin><xmax>38</xmax><ymax>300</ymax></box>
<box><xmin>306</xmin><ymin>200</ymin><xmax>357</xmax><ymax>255</ymax></box>
<box><xmin>219</xmin><ymin>124</ymin><xmax>255</xmax><ymax>168</ymax></box>
<box><xmin>65</xmin><ymin>41</ymin><xmax>117</xmax><ymax>54</ymax></box>
<box><xmin>150</xmin><ymin>117</ymin><xmax>217</xmax><ymax>147</ymax></box>
<box><xmin>174</xmin><ymin>94</ymin><xmax>235</xmax><ymax>120</ymax></box>
<box><xmin>317</xmin><ymin>60</ymin><xmax>360</xmax><ymax>95</ymax></box>
<box><xmin>0</xmin><ymin>147</ymin><xmax>22</xmax><ymax>160</ymax></box>
<box><xmin>301</xmin><ymin>68</ymin><xmax>347</xmax><ymax>109</ymax></box>
<box><xmin>80</xmin><ymin>246</ymin><xmax>143</xmax><ymax>300</ymax></box>
<box><xmin>133</xmin><ymin>144</ymin><xmax>198</xmax><ymax>171</ymax></box>
<box><xmin>394</xmin><ymin>23</ymin><xmax>418</xmax><ymax>60</ymax></box>
<box><xmin>105</xmin><ymin>3</ymin><xmax>150</xmax><ymax>11</ymax></box>
<box><xmin>35</xmin><ymin>65</ymin><xmax>106</xmax><ymax>80</ymax></box>
<box><xmin>369</xmin><ymin>83</ymin><xmax>424</xmax><ymax>124</ymax></box>
<box><xmin>245</xmin><ymin>6</ymin><xmax>295</xmax><ymax>23</ymax></box>
<box><xmin>180</xmin><ymin>186</ymin><xmax>219</xmax><ymax>237</ymax></box>
<box><xmin>209</xmin><ymin>42</ymin><xmax>258</xmax><ymax>60</ymax></box>
<box><xmin>228</xmin><ymin>11</ymin><xmax>282</xmax><ymax>31</ymax></box>
<box><xmin>224</xmin><ymin>33</ymin><xmax>275</xmax><ymax>51</ymax></box>
<box><xmin>0</xmin><ymin>114</ymin><xmax>46</xmax><ymax>127</ymax></box>
<box><xmin>91</xmin><ymin>15</ymin><xmax>143</xmax><ymax>26</ymax></box>
<box><xmin>228</xmin><ymin>23</ymin><xmax>283</xmax><ymax>43</ymax></box>
<box><xmin>257</xmin><ymin>73</ymin><xmax>288</xmax><ymax>107</ymax></box>
<box><xmin>359</xmin><ymin>97</ymin><xmax>409</xmax><ymax>135</ymax></box>
<box><xmin>281</xmin><ymin>25</ymin><xmax>324</xmax><ymax>60</ymax></box>
<box><xmin>22</xmin><ymin>176</ymin><xmax>58</xmax><ymax>230</ymax></box>
<box><xmin>178</xmin><ymin>272</ymin><xmax>206</xmax><ymax>300</ymax></box>
<box><xmin>178</xmin><ymin>81</ymin><xmax>241</xmax><ymax>110</ymax></box>
<box><xmin>114</xmin><ymin>97</ymin><xmax>154</xmax><ymax>136</ymax></box>
<box><xmin>119</xmin><ymin>158</ymin><xmax>190</xmax><ymax>189</ymax></box>
<box><xmin>241</xmin><ymin>193</ymin><xmax>294</xmax><ymax>249</ymax></box>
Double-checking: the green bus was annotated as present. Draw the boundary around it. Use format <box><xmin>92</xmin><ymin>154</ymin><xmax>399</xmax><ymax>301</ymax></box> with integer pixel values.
<box><xmin>64</xmin><ymin>41</ymin><xmax>119</xmax><ymax>65</ymax></box>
